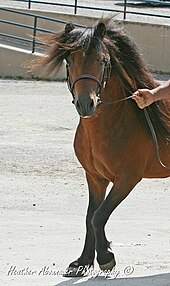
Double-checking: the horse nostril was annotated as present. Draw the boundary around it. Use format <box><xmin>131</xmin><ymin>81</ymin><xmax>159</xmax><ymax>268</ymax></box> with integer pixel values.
<box><xmin>75</xmin><ymin>97</ymin><xmax>95</xmax><ymax>117</ymax></box>
<box><xmin>90</xmin><ymin>99</ymin><xmax>94</xmax><ymax>108</ymax></box>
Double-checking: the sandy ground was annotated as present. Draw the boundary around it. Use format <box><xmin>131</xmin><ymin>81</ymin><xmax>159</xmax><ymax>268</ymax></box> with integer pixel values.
<box><xmin>0</xmin><ymin>78</ymin><xmax>169</xmax><ymax>286</ymax></box>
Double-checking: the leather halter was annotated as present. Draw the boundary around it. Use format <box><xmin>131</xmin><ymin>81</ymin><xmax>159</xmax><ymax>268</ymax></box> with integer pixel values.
<box><xmin>66</xmin><ymin>59</ymin><xmax>170</xmax><ymax>171</ymax></box>
<box><xmin>66</xmin><ymin>59</ymin><xmax>111</xmax><ymax>100</ymax></box>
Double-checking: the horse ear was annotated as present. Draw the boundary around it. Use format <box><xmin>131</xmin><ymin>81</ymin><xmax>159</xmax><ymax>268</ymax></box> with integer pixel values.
<box><xmin>96</xmin><ymin>22</ymin><xmax>106</xmax><ymax>38</ymax></box>
<box><xmin>65</xmin><ymin>23</ymin><xmax>75</xmax><ymax>33</ymax></box>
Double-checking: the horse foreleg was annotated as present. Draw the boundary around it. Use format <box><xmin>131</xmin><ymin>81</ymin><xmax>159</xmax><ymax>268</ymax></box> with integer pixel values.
<box><xmin>64</xmin><ymin>173</ymin><xmax>109</xmax><ymax>277</ymax></box>
<box><xmin>91</xmin><ymin>176</ymin><xmax>141</xmax><ymax>271</ymax></box>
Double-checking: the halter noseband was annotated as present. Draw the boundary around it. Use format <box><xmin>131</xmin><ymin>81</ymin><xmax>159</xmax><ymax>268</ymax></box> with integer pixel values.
<box><xmin>66</xmin><ymin>59</ymin><xmax>170</xmax><ymax>172</ymax></box>
<box><xmin>66</xmin><ymin>59</ymin><xmax>111</xmax><ymax>100</ymax></box>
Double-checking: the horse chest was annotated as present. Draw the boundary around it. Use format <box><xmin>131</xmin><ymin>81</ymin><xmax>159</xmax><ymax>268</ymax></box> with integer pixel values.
<box><xmin>74</xmin><ymin>126</ymin><xmax>117</xmax><ymax>179</ymax></box>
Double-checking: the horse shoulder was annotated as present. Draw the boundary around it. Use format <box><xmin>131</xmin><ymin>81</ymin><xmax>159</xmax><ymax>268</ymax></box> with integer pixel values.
<box><xmin>74</xmin><ymin>122</ymin><xmax>94</xmax><ymax>174</ymax></box>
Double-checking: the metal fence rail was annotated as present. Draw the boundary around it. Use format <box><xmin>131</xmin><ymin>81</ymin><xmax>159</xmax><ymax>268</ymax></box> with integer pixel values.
<box><xmin>12</xmin><ymin>0</ymin><xmax>170</xmax><ymax>20</ymax></box>
<box><xmin>0</xmin><ymin>7</ymin><xmax>85</xmax><ymax>53</ymax></box>
<box><xmin>17</xmin><ymin>0</ymin><xmax>79</xmax><ymax>14</ymax></box>
<box><xmin>0</xmin><ymin>0</ymin><xmax>170</xmax><ymax>53</ymax></box>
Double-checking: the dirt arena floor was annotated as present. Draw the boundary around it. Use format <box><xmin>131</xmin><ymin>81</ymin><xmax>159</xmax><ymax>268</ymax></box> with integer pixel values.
<box><xmin>0</xmin><ymin>77</ymin><xmax>169</xmax><ymax>286</ymax></box>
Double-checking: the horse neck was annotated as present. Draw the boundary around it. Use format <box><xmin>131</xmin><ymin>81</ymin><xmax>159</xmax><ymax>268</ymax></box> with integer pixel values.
<box><xmin>104</xmin><ymin>72</ymin><xmax>127</xmax><ymax>103</ymax></box>
<box><xmin>80</xmin><ymin>73</ymin><xmax>133</xmax><ymax>129</ymax></box>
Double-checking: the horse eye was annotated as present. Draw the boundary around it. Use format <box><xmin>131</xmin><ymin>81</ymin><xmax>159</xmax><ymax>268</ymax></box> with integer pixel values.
<box><xmin>66</xmin><ymin>59</ymin><xmax>70</xmax><ymax>65</ymax></box>
<box><xmin>66</xmin><ymin>55</ymin><xmax>72</xmax><ymax>65</ymax></box>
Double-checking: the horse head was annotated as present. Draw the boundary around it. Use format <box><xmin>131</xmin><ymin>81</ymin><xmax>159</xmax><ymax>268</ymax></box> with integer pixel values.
<box><xmin>65</xmin><ymin>22</ymin><xmax>111</xmax><ymax>118</ymax></box>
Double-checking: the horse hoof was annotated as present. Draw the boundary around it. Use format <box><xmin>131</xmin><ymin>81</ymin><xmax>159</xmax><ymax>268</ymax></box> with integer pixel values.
<box><xmin>99</xmin><ymin>258</ymin><xmax>116</xmax><ymax>271</ymax></box>
<box><xmin>63</xmin><ymin>264</ymin><xmax>90</xmax><ymax>277</ymax></box>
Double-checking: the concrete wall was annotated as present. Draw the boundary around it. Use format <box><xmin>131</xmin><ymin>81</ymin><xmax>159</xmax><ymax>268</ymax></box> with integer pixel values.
<box><xmin>0</xmin><ymin>9</ymin><xmax>170</xmax><ymax>79</ymax></box>
<box><xmin>0</xmin><ymin>44</ymin><xmax>65</xmax><ymax>79</ymax></box>
<box><xmin>123</xmin><ymin>22</ymin><xmax>170</xmax><ymax>73</ymax></box>
<box><xmin>0</xmin><ymin>9</ymin><xmax>97</xmax><ymax>42</ymax></box>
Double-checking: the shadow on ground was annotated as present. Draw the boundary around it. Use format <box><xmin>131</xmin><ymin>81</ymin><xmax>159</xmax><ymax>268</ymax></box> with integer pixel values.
<box><xmin>54</xmin><ymin>272</ymin><xmax>170</xmax><ymax>286</ymax></box>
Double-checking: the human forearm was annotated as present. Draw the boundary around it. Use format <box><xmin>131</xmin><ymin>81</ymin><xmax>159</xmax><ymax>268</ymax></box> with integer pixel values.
<box><xmin>152</xmin><ymin>80</ymin><xmax>170</xmax><ymax>102</ymax></box>
<box><xmin>132</xmin><ymin>80</ymin><xmax>170</xmax><ymax>109</ymax></box>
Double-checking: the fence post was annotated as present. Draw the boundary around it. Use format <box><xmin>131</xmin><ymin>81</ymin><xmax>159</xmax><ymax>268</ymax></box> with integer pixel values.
<box><xmin>74</xmin><ymin>0</ymin><xmax>78</xmax><ymax>14</ymax></box>
<box><xmin>28</xmin><ymin>0</ymin><xmax>31</xmax><ymax>9</ymax></box>
<box><xmin>123</xmin><ymin>0</ymin><xmax>127</xmax><ymax>20</ymax></box>
<box><xmin>32</xmin><ymin>16</ymin><xmax>37</xmax><ymax>53</ymax></box>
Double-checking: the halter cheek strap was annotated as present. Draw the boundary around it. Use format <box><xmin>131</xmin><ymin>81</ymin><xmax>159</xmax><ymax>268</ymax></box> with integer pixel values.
<box><xmin>66</xmin><ymin>60</ymin><xmax>111</xmax><ymax>99</ymax></box>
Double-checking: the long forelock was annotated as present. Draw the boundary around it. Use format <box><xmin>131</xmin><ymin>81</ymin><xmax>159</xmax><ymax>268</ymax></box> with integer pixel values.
<box><xmin>61</xmin><ymin>26</ymin><xmax>106</xmax><ymax>56</ymax></box>
<box><xmin>36</xmin><ymin>17</ymin><xmax>169</xmax><ymax>141</ymax></box>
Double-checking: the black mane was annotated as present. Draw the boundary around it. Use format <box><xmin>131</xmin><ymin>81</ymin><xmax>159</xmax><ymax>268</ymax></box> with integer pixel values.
<box><xmin>38</xmin><ymin>17</ymin><xmax>170</xmax><ymax>142</ymax></box>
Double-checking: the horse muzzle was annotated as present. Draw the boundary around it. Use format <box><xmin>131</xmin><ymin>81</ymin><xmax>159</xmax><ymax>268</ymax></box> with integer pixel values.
<box><xmin>74</xmin><ymin>96</ymin><xmax>95</xmax><ymax>118</ymax></box>
<box><xmin>73</xmin><ymin>92</ymin><xmax>99</xmax><ymax>118</ymax></box>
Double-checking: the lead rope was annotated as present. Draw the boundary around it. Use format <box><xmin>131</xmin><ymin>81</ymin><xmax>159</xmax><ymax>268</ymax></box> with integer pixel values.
<box><xmin>101</xmin><ymin>95</ymin><xmax>170</xmax><ymax>170</ymax></box>
<box><xmin>144</xmin><ymin>108</ymin><xmax>170</xmax><ymax>170</ymax></box>
<box><xmin>101</xmin><ymin>94</ymin><xmax>134</xmax><ymax>105</ymax></box>
<box><xmin>66</xmin><ymin>64</ymin><xmax>169</xmax><ymax>170</ymax></box>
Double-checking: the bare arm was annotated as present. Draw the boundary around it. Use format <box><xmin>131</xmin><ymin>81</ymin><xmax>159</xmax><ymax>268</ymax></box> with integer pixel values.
<box><xmin>132</xmin><ymin>80</ymin><xmax>170</xmax><ymax>109</ymax></box>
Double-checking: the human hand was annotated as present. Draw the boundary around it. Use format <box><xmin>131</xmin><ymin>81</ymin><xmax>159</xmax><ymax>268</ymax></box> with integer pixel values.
<box><xmin>132</xmin><ymin>89</ymin><xmax>155</xmax><ymax>109</ymax></box>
